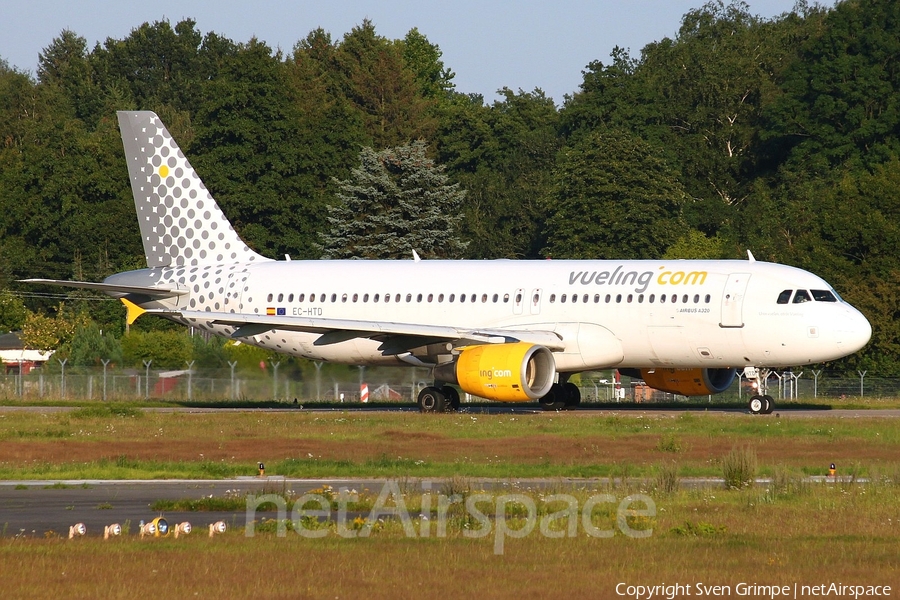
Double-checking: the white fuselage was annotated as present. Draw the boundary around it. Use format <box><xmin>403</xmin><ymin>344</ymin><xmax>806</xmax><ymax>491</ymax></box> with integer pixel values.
<box><xmin>122</xmin><ymin>258</ymin><xmax>872</xmax><ymax>372</ymax></box>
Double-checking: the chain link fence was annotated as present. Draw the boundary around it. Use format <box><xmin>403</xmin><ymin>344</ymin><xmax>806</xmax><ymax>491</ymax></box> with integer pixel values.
<box><xmin>0</xmin><ymin>363</ymin><xmax>431</xmax><ymax>403</ymax></box>
<box><xmin>578</xmin><ymin>370</ymin><xmax>888</xmax><ymax>404</ymax></box>
<box><xmin>0</xmin><ymin>365</ymin><xmax>891</xmax><ymax>404</ymax></box>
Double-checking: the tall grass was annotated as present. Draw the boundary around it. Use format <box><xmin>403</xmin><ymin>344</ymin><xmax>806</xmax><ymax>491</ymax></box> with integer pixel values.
<box><xmin>722</xmin><ymin>445</ymin><xmax>757</xmax><ymax>489</ymax></box>
<box><xmin>654</xmin><ymin>461</ymin><xmax>679</xmax><ymax>496</ymax></box>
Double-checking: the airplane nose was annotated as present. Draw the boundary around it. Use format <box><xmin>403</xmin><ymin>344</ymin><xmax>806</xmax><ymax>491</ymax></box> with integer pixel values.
<box><xmin>838</xmin><ymin>306</ymin><xmax>872</xmax><ymax>354</ymax></box>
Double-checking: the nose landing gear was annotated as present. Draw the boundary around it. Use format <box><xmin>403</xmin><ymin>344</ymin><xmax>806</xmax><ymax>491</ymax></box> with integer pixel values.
<box><xmin>748</xmin><ymin>394</ymin><xmax>774</xmax><ymax>414</ymax></box>
<box><xmin>744</xmin><ymin>367</ymin><xmax>774</xmax><ymax>414</ymax></box>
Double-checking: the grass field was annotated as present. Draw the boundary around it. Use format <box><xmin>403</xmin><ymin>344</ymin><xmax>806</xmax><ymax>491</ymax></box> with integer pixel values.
<box><xmin>1</xmin><ymin>404</ymin><xmax>899</xmax><ymax>597</ymax></box>
<box><xmin>2</xmin><ymin>482</ymin><xmax>898</xmax><ymax>598</ymax></box>
<box><xmin>2</xmin><ymin>404</ymin><xmax>900</xmax><ymax>479</ymax></box>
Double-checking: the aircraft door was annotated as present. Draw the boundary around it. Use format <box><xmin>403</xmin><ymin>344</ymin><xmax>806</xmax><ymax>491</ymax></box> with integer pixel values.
<box><xmin>720</xmin><ymin>273</ymin><xmax>750</xmax><ymax>328</ymax></box>
<box><xmin>529</xmin><ymin>288</ymin><xmax>543</xmax><ymax>315</ymax></box>
<box><xmin>224</xmin><ymin>269</ymin><xmax>250</xmax><ymax>312</ymax></box>
<box><xmin>513</xmin><ymin>288</ymin><xmax>525</xmax><ymax>315</ymax></box>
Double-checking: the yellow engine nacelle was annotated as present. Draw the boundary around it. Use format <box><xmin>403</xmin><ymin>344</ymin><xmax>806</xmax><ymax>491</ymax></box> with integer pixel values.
<box><xmin>640</xmin><ymin>367</ymin><xmax>737</xmax><ymax>396</ymax></box>
<box><xmin>434</xmin><ymin>342</ymin><xmax>556</xmax><ymax>402</ymax></box>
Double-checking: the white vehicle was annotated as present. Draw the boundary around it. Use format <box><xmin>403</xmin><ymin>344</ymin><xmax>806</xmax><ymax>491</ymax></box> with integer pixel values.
<box><xmin>26</xmin><ymin>112</ymin><xmax>872</xmax><ymax>413</ymax></box>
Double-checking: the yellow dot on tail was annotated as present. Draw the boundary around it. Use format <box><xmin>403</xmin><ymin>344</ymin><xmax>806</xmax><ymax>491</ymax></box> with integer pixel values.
<box><xmin>159</xmin><ymin>165</ymin><xmax>169</xmax><ymax>178</ymax></box>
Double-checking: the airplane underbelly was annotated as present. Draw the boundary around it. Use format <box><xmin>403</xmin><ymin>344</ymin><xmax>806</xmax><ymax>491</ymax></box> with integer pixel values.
<box><xmin>645</xmin><ymin>325</ymin><xmax>747</xmax><ymax>367</ymax></box>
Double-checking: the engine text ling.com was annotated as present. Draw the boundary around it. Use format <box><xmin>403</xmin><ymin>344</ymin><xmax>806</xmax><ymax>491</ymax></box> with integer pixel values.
<box><xmin>243</xmin><ymin>480</ymin><xmax>656</xmax><ymax>554</ymax></box>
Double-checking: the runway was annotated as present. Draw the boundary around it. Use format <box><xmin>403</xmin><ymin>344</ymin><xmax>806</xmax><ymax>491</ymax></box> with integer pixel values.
<box><xmin>0</xmin><ymin>474</ymin><xmax>865</xmax><ymax>538</ymax></box>
<box><xmin>0</xmin><ymin>478</ymin><xmax>382</xmax><ymax>538</ymax></box>
<box><xmin>0</xmin><ymin>477</ymin><xmax>579</xmax><ymax>538</ymax></box>
<box><xmin>3</xmin><ymin>405</ymin><xmax>900</xmax><ymax>417</ymax></box>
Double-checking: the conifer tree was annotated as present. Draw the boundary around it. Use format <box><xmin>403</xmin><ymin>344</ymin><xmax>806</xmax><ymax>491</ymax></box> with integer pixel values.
<box><xmin>320</xmin><ymin>141</ymin><xmax>468</xmax><ymax>259</ymax></box>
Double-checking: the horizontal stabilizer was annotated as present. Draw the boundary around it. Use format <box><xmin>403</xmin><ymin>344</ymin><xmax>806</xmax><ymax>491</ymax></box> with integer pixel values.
<box><xmin>20</xmin><ymin>279</ymin><xmax>187</xmax><ymax>299</ymax></box>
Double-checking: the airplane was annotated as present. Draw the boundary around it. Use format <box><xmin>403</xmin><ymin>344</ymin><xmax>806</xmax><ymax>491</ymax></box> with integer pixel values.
<box><xmin>24</xmin><ymin>111</ymin><xmax>872</xmax><ymax>414</ymax></box>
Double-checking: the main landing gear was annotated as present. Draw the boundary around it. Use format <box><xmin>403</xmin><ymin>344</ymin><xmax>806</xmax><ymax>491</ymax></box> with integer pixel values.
<box><xmin>417</xmin><ymin>385</ymin><xmax>461</xmax><ymax>413</ymax></box>
<box><xmin>748</xmin><ymin>394</ymin><xmax>774</xmax><ymax>415</ymax></box>
<box><xmin>417</xmin><ymin>381</ymin><xmax>582</xmax><ymax>413</ymax></box>
<box><xmin>538</xmin><ymin>381</ymin><xmax>581</xmax><ymax>411</ymax></box>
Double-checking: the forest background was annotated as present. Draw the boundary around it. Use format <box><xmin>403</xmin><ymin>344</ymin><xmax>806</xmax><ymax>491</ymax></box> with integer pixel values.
<box><xmin>0</xmin><ymin>0</ymin><xmax>897</xmax><ymax>376</ymax></box>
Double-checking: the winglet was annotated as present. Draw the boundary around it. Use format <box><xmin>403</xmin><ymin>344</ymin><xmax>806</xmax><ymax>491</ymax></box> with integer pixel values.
<box><xmin>120</xmin><ymin>298</ymin><xmax>147</xmax><ymax>325</ymax></box>
<box><xmin>747</xmin><ymin>250</ymin><xmax>756</xmax><ymax>262</ymax></box>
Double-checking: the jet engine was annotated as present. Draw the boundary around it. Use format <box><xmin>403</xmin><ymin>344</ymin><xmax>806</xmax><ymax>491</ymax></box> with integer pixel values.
<box><xmin>640</xmin><ymin>367</ymin><xmax>737</xmax><ymax>396</ymax></box>
<box><xmin>433</xmin><ymin>342</ymin><xmax>556</xmax><ymax>402</ymax></box>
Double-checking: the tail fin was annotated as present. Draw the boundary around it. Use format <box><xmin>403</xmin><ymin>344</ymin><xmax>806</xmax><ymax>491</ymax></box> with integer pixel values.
<box><xmin>117</xmin><ymin>111</ymin><xmax>267</xmax><ymax>268</ymax></box>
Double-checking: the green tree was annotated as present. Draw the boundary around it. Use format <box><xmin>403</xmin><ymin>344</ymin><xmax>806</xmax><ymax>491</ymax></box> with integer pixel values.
<box><xmin>543</xmin><ymin>129</ymin><xmax>686</xmax><ymax>259</ymax></box>
<box><xmin>37</xmin><ymin>30</ymin><xmax>101</xmax><ymax>121</ymax></box>
<box><xmin>320</xmin><ymin>141</ymin><xmax>468</xmax><ymax>259</ymax></box>
<box><xmin>332</xmin><ymin>20</ymin><xmax>435</xmax><ymax>147</ymax></box>
<box><xmin>663</xmin><ymin>230</ymin><xmax>728</xmax><ymax>259</ymax></box>
<box><xmin>191</xmin><ymin>39</ymin><xmax>324</xmax><ymax>259</ymax></box>
<box><xmin>223</xmin><ymin>340</ymin><xmax>281</xmax><ymax>372</ymax></box>
<box><xmin>637</xmin><ymin>0</ymin><xmax>797</xmax><ymax>233</ymax></box>
<box><xmin>90</xmin><ymin>19</ymin><xmax>209</xmax><ymax>113</ymax></box>
<box><xmin>0</xmin><ymin>292</ymin><xmax>28</xmax><ymax>332</ymax></box>
<box><xmin>121</xmin><ymin>330</ymin><xmax>193</xmax><ymax>369</ymax></box>
<box><xmin>20</xmin><ymin>305</ymin><xmax>91</xmax><ymax>351</ymax></box>
<box><xmin>0</xmin><ymin>104</ymin><xmax>138</xmax><ymax>284</ymax></box>
<box><xmin>559</xmin><ymin>46</ymin><xmax>650</xmax><ymax>140</ymax></box>
<box><xmin>191</xmin><ymin>335</ymin><xmax>230</xmax><ymax>369</ymax></box>
<box><xmin>764</xmin><ymin>0</ymin><xmax>900</xmax><ymax>171</ymax></box>
<box><xmin>56</xmin><ymin>322</ymin><xmax>123</xmax><ymax>366</ymax></box>
<box><xmin>400</xmin><ymin>28</ymin><xmax>455</xmax><ymax>99</ymax></box>
<box><xmin>434</xmin><ymin>88</ymin><xmax>560</xmax><ymax>259</ymax></box>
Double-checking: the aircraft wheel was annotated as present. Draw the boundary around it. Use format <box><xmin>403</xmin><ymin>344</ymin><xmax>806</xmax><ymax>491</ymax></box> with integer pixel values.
<box><xmin>539</xmin><ymin>383</ymin><xmax>567</xmax><ymax>411</ymax></box>
<box><xmin>418</xmin><ymin>387</ymin><xmax>446</xmax><ymax>413</ymax></box>
<box><xmin>564</xmin><ymin>382</ymin><xmax>581</xmax><ymax>408</ymax></box>
<box><xmin>442</xmin><ymin>386</ymin><xmax>461</xmax><ymax>412</ymax></box>
<box><xmin>762</xmin><ymin>395</ymin><xmax>775</xmax><ymax>414</ymax></box>
<box><xmin>748</xmin><ymin>395</ymin><xmax>765</xmax><ymax>415</ymax></box>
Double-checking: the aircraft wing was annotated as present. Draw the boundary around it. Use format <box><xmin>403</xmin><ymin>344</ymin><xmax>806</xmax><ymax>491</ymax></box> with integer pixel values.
<box><xmin>20</xmin><ymin>279</ymin><xmax>188</xmax><ymax>299</ymax></box>
<box><xmin>148</xmin><ymin>309</ymin><xmax>566</xmax><ymax>353</ymax></box>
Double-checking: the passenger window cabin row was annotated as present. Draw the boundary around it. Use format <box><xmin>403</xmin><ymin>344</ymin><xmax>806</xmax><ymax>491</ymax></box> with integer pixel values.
<box><xmin>265</xmin><ymin>291</ymin><xmax>713</xmax><ymax>306</ymax></box>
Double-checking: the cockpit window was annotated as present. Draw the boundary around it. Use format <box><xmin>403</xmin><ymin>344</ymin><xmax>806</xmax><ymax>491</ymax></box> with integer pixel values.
<box><xmin>776</xmin><ymin>290</ymin><xmax>792</xmax><ymax>304</ymax></box>
<box><xmin>793</xmin><ymin>290</ymin><xmax>812</xmax><ymax>303</ymax></box>
<box><xmin>812</xmin><ymin>289</ymin><xmax>837</xmax><ymax>302</ymax></box>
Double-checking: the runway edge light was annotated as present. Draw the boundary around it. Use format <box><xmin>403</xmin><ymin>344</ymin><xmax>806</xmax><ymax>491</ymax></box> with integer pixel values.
<box><xmin>209</xmin><ymin>521</ymin><xmax>227</xmax><ymax>537</ymax></box>
<box><xmin>104</xmin><ymin>524</ymin><xmax>122</xmax><ymax>540</ymax></box>
<box><xmin>173</xmin><ymin>522</ymin><xmax>192</xmax><ymax>538</ymax></box>
<box><xmin>139</xmin><ymin>520</ymin><xmax>156</xmax><ymax>538</ymax></box>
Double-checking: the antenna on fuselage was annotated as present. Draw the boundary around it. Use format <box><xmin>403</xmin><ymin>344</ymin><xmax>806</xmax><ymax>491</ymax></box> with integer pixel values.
<box><xmin>747</xmin><ymin>250</ymin><xmax>756</xmax><ymax>262</ymax></box>
<box><xmin>412</xmin><ymin>250</ymin><xmax>421</xmax><ymax>262</ymax></box>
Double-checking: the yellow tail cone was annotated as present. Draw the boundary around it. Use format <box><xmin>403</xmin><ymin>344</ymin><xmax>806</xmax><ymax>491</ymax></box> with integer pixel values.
<box><xmin>120</xmin><ymin>298</ymin><xmax>146</xmax><ymax>325</ymax></box>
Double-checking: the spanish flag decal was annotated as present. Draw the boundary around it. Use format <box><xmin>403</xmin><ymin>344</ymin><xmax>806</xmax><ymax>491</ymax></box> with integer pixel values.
<box><xmin>266</xmin><ymin>307</ymin><xmax>276</xmax><ymax>316</ymax></box>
